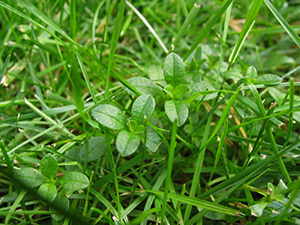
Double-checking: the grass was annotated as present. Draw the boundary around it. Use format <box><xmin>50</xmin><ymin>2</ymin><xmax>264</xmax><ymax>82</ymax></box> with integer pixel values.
<box><xmin>1</xmin><ymin>0</ymin><xmax>300</xmax><ymax>224</ymax></box>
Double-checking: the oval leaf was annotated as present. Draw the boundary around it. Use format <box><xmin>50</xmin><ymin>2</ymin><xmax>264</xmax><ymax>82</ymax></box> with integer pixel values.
<box><xmin>50</xmin><ymin>192</ymin><xmax>69</xmax><ymax>221</ymax></box>
<box><xmin>125</xmin><ymin>77</ymin><xmax>163</xmax><ymax>96</ymax></box>
<box><xmin>246</xmin><ymin>66</ymin><xmax>257</xmax><ymax>78</ymax></box>
<box><xmin>256</xmin><ymin>74</ymin><xmax>282</xmax><ymax>86</ymax></box>
<box><xmin>38</xmin><ymin>182</ymin><xmax>57</xmax><ymax>203</ymax></box>
<box><xmin>65</xmin><ymin>146</ymin><xmax>82</xmax><ymax>172</ymax></box>
<box><xmin>14</xmin><ymin>168</ymin><xmax>47</xmax><ymax>188</ymax></box>
<box><xmin>116</xmin><ymin>130</ymin><xmax>140</xmax><ymax>156</ymax></box>
<box><xmin>142</xmin><ymin>127</ymin><xmax>161</xmax><ymax>153</ymax></box>
<box><xmin>80</xmin><ymin>136</ymin><xmax>107</xmax><ymax>162</ymax></box>
<box><xmin>222</xmin><ymin>70</ymin><xmax>243</xmax><ymax>80</ymax></box>
<box><xmin>132</xmin><ymin>94</ymin><xmax>155</xmax><ymax>124</ymax></box>
<box><xmin>165</xmin><ymin>99</ymin><xmax>188</xmax><ymax>126</ymax></box>
<box><xmin>92</xmin><ymin>104</ymin><xmax>125</xmax><ymax>130</ymax></box>
<box><xmin>40</xmin><ymin>154</ymin><xmax>58</xmax><ymax>179</ymax></box>
<box><xmin>189</xmin><ymin>81</ymin><xmax>217</xmax><ymax>101</ymax></box>
<box><xmin>164</xmin><ymin>53</ymin><xmax>185</xmax><ymax>87</ymax></box>
<box><xmin>173</xmin><ymin>84</ymin><xmax>191</xmax><ymax>99</ymax></box>
<box><xmin>59</xmin><ymin>171</ymin><xmax>89</xmax><ymax>191</ymax></box>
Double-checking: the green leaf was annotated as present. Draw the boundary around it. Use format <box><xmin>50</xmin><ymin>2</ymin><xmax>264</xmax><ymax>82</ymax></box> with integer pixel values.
<box><xmin>14</xmin><ymin>168</ymin><xmax>47</xmax><ymax>188</ymax></box>
<box><xmin>250</xmin><ymin>199</ymin><xmax>269</xmax><ymax>217</ymax></box>
<box><xmin>173</xmin><ymin>84</ymin><xmax>191</xmax><ymax>99</ymax></box>
<box><xmin>37</xmin><ymin>182</ymin><xmax>57</xmax><ymax>203</ymax></box>
<box><xmin>65</xmin><ymin>146</ymin><xmax>81</xmax><ymax>172</ymax></box>
<box><xmin>222</xmin><ymin>70</ymin><xmax>243</xmax><ymax>80</ymax></box>
<box><xmin>80</xmin><ymin>136</ymin><xmax>107</xmax><ymax>162</ymax></box>
<box><xmin>189</xmin><ymin>81</ymin><xmax>217</xmax><ymax>101</ymax></box>
<box><xmin>143</xmin><ymin>127</ymin><xmax>161</xmax><ymax>153</ymax></box>
<box><xmin>246</xmin><ymin>66</ymin><xmax>257</xmax><ymax>78</ymax></box>
<box><xmin>164</xmin><ymin>53</ymin><xmax>185</xmax><ymax>87</ymax></box>
<box><xmin>256</xmin><ymin>74</ymin><xmax>282</xmax><ymax>86</ymax></box>
<box><xmin>132</xmin><ymin>94</ymin><xmax>155</xmax><ymax>124</ymax></box>
<box><xmin>165</xmin><ymin>99</ymin><xmax>189</xmax><ymax>126</ymax></box>
<box><xmin>59</xmin><ymin>171</ymin><xmax>89</xmax><ymax>191</ymax></box>
<box><xmin>50</xmin><ymin>192</ymin><xmax>69</xmax><ymax>221</ymax></box>
<box><xmin>125</xmin><ymin>77</ymin><xmax>164</xmax><ymax>97</ymax></box>
<box><xmin>116</xmin><ymin>130</ymin><xmax>140</xmax><ymax>156</ymax></box>
<box><xmin>128</xmin><ymin>120</ymin><xmax>144</xmax><ymax>134</ymax></box>
<box><xmin>92</xmin><ymin>104</ymin><xmax>125</xmax><ymax>130</ymax></box>
<box><xmin>164</xmin><ymin>84</ymin><xmax>174</xmax><ymax>98</ymax></box>
<box><xmin>40</xmin><ymin>154</ymin><xmax>58</xmax><ymax>180</ymax></box>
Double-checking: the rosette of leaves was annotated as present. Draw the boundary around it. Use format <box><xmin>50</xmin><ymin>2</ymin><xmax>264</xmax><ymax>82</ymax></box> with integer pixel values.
<box><xmin>14</xmin><ymin>154</ymin><xmax>89</xmax><ymax>221</ymax></box>
<box><xmin>92</xmin><ymin>95</ymin><xmax>161</xmax><ymax>156</ymax></box>
<box><xmin>163</xmin><ymin>52</ymin><xmax>190</xmax><ymax>127</ymax></box>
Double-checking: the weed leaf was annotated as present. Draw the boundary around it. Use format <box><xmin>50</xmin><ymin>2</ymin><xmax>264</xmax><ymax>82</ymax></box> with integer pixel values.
<box><xmin>40</xmin><ymin>154</ymin><xmax>58</xmax><ymax>180</ymax></box>
<box><xmin>164</xmin><ymin>53</ymin><xmax>185</xmax><ymax>87</ymax></box>
<box><xmin>256</xmin><ymin>74</ymin><xmax>282</xmax><ymax>86</ymax></box>
<box><xmin>189</xmin><ymin>81</ymin><xmax>217</xmax><ymax>101</ymax></box>
<box><xmin>59</xmin><ymin>172</ymin><xmax>89</xmax><ymax>191</ymax></box>
<box><xmin>125</xmin><ymin>77</ymin><xmax>163</xmax><ymax>96</ymax></box>
<box><xmin>165</xmin><ymin>99</ymin><xmax>188</xmax><ymax>126</ymax></box>
<box><xmin>50</xmin><ymin>192</ymin><xmax>69</xmax><ymax>221</ymax></box>
<box><xmin>92</xmin><ymin>104</ymin><xmax>125</xmax><ymax>130</ymax></box>
<box><xmin>14</xmin><ymin>168</ymin><xmax>47</xmax><ymax>188</ymax></box>
<box><xmin>37</xmin><ymin>182</ymin><xmax>57</xmax><ymax>203</ymax></box>
<box><xmin>132</xmin><ymin>94</ymin><xmax>155</xmax><ymax>124</ymax></box>
<box><xmin>116</xmin><ymin>130</ymin><xmax>140</xmax><ymax>156</ymax></box>
<box><xmin>80</xmin><ymin>136</ymin><xmax>107</xmax><ymax>162</ymax></box>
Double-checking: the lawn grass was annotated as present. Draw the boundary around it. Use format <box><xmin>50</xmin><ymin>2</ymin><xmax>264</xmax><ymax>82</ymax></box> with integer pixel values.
<box><xmin>1</xmin><ymin>0</ymin><xmax>300</xmax><ymax>224</ymax></box>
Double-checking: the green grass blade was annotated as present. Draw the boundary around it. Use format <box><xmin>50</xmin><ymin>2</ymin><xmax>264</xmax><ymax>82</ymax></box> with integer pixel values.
<box><xmin>105</xmin><ymin>0</ymin><xmax>126</xmax><ymax>100</ymax></box>
<box><xmin>173</xmin><ymin>3</ymin><xmax>201</xmax><ymax>47</ymax></box>
<box><xmin>208</xmin><ymin>118</ymin><xmax>228</xmax><ymax>184</ymax></box>
<box><xmin>184</xmin><ymin>0</ymin><xmax>234</xmax><ymax>60</ymax></box>
<box><xmin>283</xmin><ymin>79</ymin><xmax>294</xmax><ymax>148</ymax></box>
<box><xmin>228</xmin><ymin>0</ymin><xmax>263</xmax><ymax>67</ymax></box>
<box><xmin>146</xmin><ymin>190</ymin><xmax>243</xmax><ymax>216</ymax></box>
<box><xmin>264</xmin><ymin>0</ymin><xmax>300</xmax><ymax>48</ymax></box>
<box><xmin>161</xmin><ymin>122</ymin><xmax>177</xmax><ymax>223</ymax></box>
<box><xmin>0</xmin><ymin>54</ymin><xmax>10</xmax><ymax>84</ymax></box>
<box><xmin>76</xmin><ymin>53</ymin><xmax>97</xmax><ymax>103</ymax></box>
<box><xmin>126</xmin><ymin>1</ymin><xmax>168</xmax><ymax>54</ymax></box>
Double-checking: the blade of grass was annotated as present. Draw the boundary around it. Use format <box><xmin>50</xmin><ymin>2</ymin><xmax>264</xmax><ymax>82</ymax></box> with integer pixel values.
<box><xmin>244</xmin><ymin>102</ymin><xmax>277</xmax><ymax>168</ymax></box>
<box><xmin>184</xmin><ymin>103</ymin><xmax>213</xmax><ymax>222</ymax></box>
<box><xmin>264</xmin><ymin>0</ymin><xmax>300</xmax><ymax>48</ymax></box>
<box><xmin>146</xmin><ymin>190</ymin><xmax>243</xmax><ymax>216</ymax></box>
<box><xmin>126</xmin><ymin>1</ymin><xmax>168</xmax><ymax>54</ymax></box>
<box><xmin>76</xmin><ymin>53</ymin><xmax>97</xmax><ymax>103</ymax></box>
<box><xmin>0</xmin><ymin>54</ymin><xmax>10</xmax><ymax>84</ymax></box>
<box><xmin>208</xmin><ymin>118</ymin><xmax>228</xmax><ymax>184</ymax></box>
<box><xmin>4</xmin><ymin>190</ymin><xmax>27</xmax><ymax>225</ymax></box>
<box><xmin>283</xmin><ymin>79</ymin><xmax>294</xmax><ymax>148</ymax></box>
<box><xmin>104</xmin><ymin>129</ymin><xmax>122</xmax><ymax>223</ymax></box>
<box><xmin>105</xmin><ymin>0</ymin><xmax>126</xmax><ymax>100</ymax></box>
<box><xmin>173</xmin><ymin>3</ymin><xmax>201</xmax><ymax>47</ymax></box>
<box><xmin>183</xmin><ymin>0</ymin><xmax>234</xmax><ymax>60</ymax></box>
<box><xmin>228</xmin><ymin>0</ymin><xmax>263</xmax><ymax>68</ymax></box>
<box><xmin>161</xmin><ymin>121</ymin><xmax>177</xmax><ymax>223</ymax></box>
<box><xmin>244</xmin><ymin>80</ymin><xmax>291</xmax><ymax>183</ymax></box>
<box><xmin>141</xmin><ymin>169</ymin><xmax>167</xmax><ymax>225</ymax></box>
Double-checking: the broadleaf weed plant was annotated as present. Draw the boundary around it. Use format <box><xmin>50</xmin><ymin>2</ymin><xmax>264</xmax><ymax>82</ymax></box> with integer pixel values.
<box><xmin>1</xmin><ymin>0</ymin><xmax>300</xmax><ymax>224</ymax></box>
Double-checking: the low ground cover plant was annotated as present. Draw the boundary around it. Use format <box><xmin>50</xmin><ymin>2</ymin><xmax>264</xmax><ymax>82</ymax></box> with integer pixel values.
<box><xmin>1</xmin><ymin>0</ymin><xmax>300</xmax><ymax>224</ymax></box>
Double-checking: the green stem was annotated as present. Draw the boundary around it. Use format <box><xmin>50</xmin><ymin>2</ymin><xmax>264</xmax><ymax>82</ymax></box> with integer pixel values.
<box><xmin>161</xmin><ymin>121</ymin><xmax>178</xmax><ymax>223</ymax></box>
